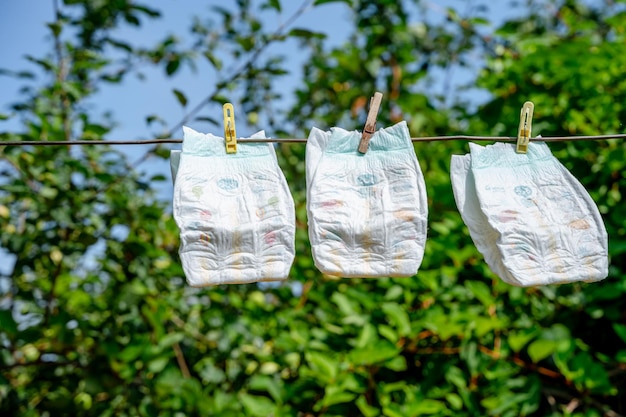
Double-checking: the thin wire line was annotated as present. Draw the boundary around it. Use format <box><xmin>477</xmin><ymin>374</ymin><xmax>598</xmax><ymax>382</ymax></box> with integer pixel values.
<box><xmin>1</xmin><ymin>134</ymin><xmax>626</xmax><ymax>146</ymax></box>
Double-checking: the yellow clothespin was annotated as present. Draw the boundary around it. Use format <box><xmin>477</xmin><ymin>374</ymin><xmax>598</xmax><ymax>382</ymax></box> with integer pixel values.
<box><xmin>516</xmin><ymin>101</ymin><xmax>534</xmax><ymax>154</ymax></box>
<box><xmin>358</xmin><ymin>92</ymin><xmax>383</xmax><ymax>154</ymax></box>
<box><xmin>223</xmin><ymin>103</ymin><xmax>237</xmax><ymax>154</ymax></box>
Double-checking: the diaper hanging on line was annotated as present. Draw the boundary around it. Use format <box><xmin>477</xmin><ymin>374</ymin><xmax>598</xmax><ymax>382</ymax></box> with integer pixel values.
<box><xmin>451</xmin><ymin>141</ymin><xmax>608</xmax><ymax>287</ymax></box>
<box><xmin>306</xmin><ymin>121</ymin><xmax>428</xmax><ymax>278</ymax></box>
<box><xmin>171</xmin><ymin>126</ymin><xmax>296</xmax><ymax>287</ymax></box>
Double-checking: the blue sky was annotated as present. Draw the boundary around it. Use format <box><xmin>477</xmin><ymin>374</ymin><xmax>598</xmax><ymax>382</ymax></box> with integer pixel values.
<box><xmin>1</xmin><ymin>1</ymin><xmax>353</xmax><ymax>137</ymax></box>
<box><xmin>0</xmin><ymin>0</ymin><xmax>517</xmax><ymax>135</ymax></box>
<box><xmin>0</xmin><ymin>1</ymin><xmax>355</xmax><ymax>201</ymax></box>
<box><xmin>0</xmin><ymin>0</ymin><xmax>516</xmax><ymax>202</ymax></box>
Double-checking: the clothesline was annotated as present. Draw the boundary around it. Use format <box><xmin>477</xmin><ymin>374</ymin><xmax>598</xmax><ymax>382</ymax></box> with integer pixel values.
<box><xmin>1</xmin><ymin>133</ymin><xmax>626</xmax><ymax>146</ymax></box>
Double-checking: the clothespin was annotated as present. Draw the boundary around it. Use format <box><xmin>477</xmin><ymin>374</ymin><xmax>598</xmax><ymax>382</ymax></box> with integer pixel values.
<box><xmin>223</xmin><ymin>103</ymin><xmax>237</xmax><ymax>154</ymax></box>
<box><xmin>516</xmin><ymin>101</ymin><xmax>534</xmax><ymax>154</ymax></box>
<box><xmin>358</xmin><ymin>92</ymin><xmax>383</xmax><ymax>154</ymax></box>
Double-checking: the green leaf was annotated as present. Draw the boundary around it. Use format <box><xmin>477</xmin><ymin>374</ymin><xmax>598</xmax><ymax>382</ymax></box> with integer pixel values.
<box><xmin>203</xmin><ymin>51</ymin><xmax>223</xmax><ymax>70</ymax></box>
<box><xmin>405</xmin><ymin>399</ymin><xmax>446</xmax><ymax>415</ymax></box>
<box><xmin>0</xmin><ymin>69</ymin><xmax>35</xmax><ymax>79</ymax></box>
<box><xmin>74</xmin><ymin>392</ymin><xmax>92</xmax><ymax>410</ymax></box>
<box><xmin>446</xmin><ymin>393</ymin><xmax>463</xmax><ymax>410</ymax></box>
<box><xmin>47</xmin><ymin>22</ymin><xmax>62</xmax><ymax>37</ymax></box>
<box><xmin>305</xmin><ymin>351</ymin><xmax>338</xmax><ymax>381</ymax></box>
<box><xmin>288</xmin><ymin>28</ymin><xmax>326</xmax><ymax>40</ymax></box>
<box><xmin>131</xmin><ymin>4</ymin><xmax>161</xmax><ymax>18</ymax></box>
<box><xmin>0</xmin><ymin>310</ymin><xmax>18</xmax><ymax>336</ymax></box>
<box><xmin>195</xmin><ymin>358</ymin><xmax>226</xmax><ymax>384</ymax></box>
<box><xmin>332</xmin><ymin>292</ymin><xmax>357</xmax><ymax>315</ymax></box>
<box><xmin>378</xmin><ymin>324</ymin><xmax>399</xmax><ymax>343</ymax></box>
<box><xmin>508</xmin><ymin>329</ymin><xmax>538</xmax><ymax>352</ymax></box>
<box><xmin>381</xmin><ymin>381</ymin><xmax>407</xmax><ymax>394</ymax></box>
<box><xmin>213</xmin><ymin>391</ymin><xmax>237</xmax><ymax>413</ymax></box>
<box><xmin>569</xmin><ymin>352</ymin><xmax>614</xmax><ymax>393</ymax></box>
<box><xmin>461</xmin><ymin>341</ymin><xmax>479</xmax><ymax>377</ymax></box>
<box><xmin>25</xmin><ymin>55</ymin><xmax>54</xmax><ymax>71</ymax></box>
<box><xmin>384</xmin><ymin>285</ymin><xmax>404</xmax><ymax>300</ymax></box>
<box><xmin>445</xmin><ymin>366</ymin><xmax>466</xmax><ymax>389</ymax></box>
<box><xmin>465</xmin><ymin>280</ymin><xmax>494</xmax><ymax>307</ymax></box>
<box><xmin>527</xmin><ymin>339</ymin><xmax>557</xmax><ymax>363</ymax></box>
<box><xmin>317</xmin><ymin>385</ymin><xmax>356</xmax><ymax>409</ymax></box>
<box><xmin>83</xmin><ymin>123</ymin><xmax>109</xmax><ymax>136</ymax></box>
<box><xmin>356</xmin><ymin>395</ymin><xmax>380</xmax><ymax>417</ymax></box>
<box><xmin>148</xmin><ymin>356</ymin><xmax>169</xmax><ymax>373</ymax></box>
<box><xmin>355</xmin><ymin>322</ymin><xmax>377</xmax><ymax>349</ymax></box>
<box><xmin>145</xmin><ymin>114</ymin><xmax>164</xmax><ymax>126</ymax></box>
<box><xmin>166</xmin><ymin>58</ymin><xmax>180</xmax><ymax>75</ymax></box>
<box><xmin>382</xmin><ymin>404</ymin><xmax>405</xmax><ymax>417</ymax></box>
<box><xmin>125</xmin><ymin>13</ymin><xmax>140</xmax><ymax>26</ymax></box>
<box><xmin>106</xmin><ymin>38</ymin><xmax>133</xmax><ymax>52</ymax></box>
<box><xmin>469</xmin><ymin>17</ymin><xmax>489</xmax><ymax>25</ymax></box>
<box><xmin>314</xmin><ymin>0</ymin><xmax>351</xmax><ymax>5</ymax></box>
<box><xmin>385</xmin><ymin>355</ymin><xmax>407</xmax><ymax>372</ymax></box>
<box><xmin>381</xmin><ymin>302</ymin><xmax>411</xmax><ymax>336</ymax></box>
<box><xmin>40</xmin><ymin>186</ymin><xmax>58</xmax><ymax>199</ymax></box>
<box><xmin>349</xmin><ymin>341</ymin><xmax>399</xmax><ymax>365</ymax></box>
<box><xmin>249</xmin><ymin>375</ymin><xmax>282</xmax><ymax>402</ymax></box>
<box><xmin>613</xmin><ymin>323</ymin><xmax>626</xmax><ymax>343</ymax></box>
<box><xmin>158</xmin><ymin>332</ymin><xmax>185</xmax><ymax>349</ymax></box>
<box><xmin>264</xmin><ymin>0</ymin><xmax>281</xmax><ymax>12</ymax></box>
<box><xmin>119</xmin><ymin>343</ymin><xmax>145</xmax><ymax>362</ymax></box>
<box><xmin>542</xmin><ymin>324</ymin><xmax>571</xmax><ymax>341</ymax></box>
<box><xmin>474</xmin><ymin>316</ymin><xmax>508</xmax><ymax>337</ymax></box>
<box><xmin>239</xmin><ymin>393</ymin><xmax>276</xmax><ymax>417</ymax></box>
<box><xmin>16</xmin><ymin>71</ymin><xmax>35</xmax><ymax>79</ymax></box>
<box><xmin>616</xmin><ymin>350</ymin><xmax>626</xmax><ymax>363</ymax></box>
<box><xmin>172</xmin><ymin>89</ymin><xmax>187</xmax><ymax>107</ymax></box>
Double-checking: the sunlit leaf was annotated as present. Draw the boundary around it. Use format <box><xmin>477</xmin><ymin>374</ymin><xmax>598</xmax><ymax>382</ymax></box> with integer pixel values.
<box><xmin>172</xmin><ymin>89</ymin><xmax>187</xmax><ymax>107</ymax></box>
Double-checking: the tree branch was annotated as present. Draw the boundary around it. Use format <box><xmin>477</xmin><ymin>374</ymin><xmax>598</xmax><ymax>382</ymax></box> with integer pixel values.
<box><xmin>43</xmin><ymin>256</ymin><xmax>63</xmax><ymax>328</ymax></box>
<box><xmin>52</xmin><ymin>0</ymin><xmax>72</xmax><ymax>142</ymax></box>
<box><xmin>162</xmin><ymin>0</ymin><xmax>315</xmax><ymax>138</ymax></box>
<box><xmin>172</xmin><ymin>341</ymin><xmax>191</xmax><ymax>379</ymax></box>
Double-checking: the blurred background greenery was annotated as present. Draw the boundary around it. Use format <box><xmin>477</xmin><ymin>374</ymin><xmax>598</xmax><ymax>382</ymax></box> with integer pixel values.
<box><xmin>1</xmin><ymin>0</ymin><xmax>626</xmax><ymax>415</ymax></box>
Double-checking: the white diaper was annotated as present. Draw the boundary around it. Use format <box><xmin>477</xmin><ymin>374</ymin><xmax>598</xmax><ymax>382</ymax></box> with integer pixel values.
<box><xmin>172</xmin><ymin>126</ymin><xmax>295</xmax><ymax>286</ymax></box>
<box><xmin>306</xmin><ymin>121</ymin><xmax>428</xmax><ymax>278</ymax></box>
<box><xmin>451</xmin><ymin>141</ymin><xmax>608</xmax><ymax>286</ymax></box>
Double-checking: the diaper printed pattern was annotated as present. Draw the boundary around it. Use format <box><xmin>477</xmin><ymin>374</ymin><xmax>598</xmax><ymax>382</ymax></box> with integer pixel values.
<box><xmin>306</xmin><ymin>121</ymin><xmax>428</xmax><ymax>278</ymax></box>
<box><xmin>172</xmin><ymin>127</ymin><xmax>295</xmax><ymax>287</ymax></box>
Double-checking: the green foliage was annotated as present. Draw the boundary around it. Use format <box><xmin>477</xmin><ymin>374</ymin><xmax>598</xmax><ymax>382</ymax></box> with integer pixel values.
<box><xmin>2</xmin><ymin>0</ymin><xmax>626</xmax><ymax>416</ymax></box>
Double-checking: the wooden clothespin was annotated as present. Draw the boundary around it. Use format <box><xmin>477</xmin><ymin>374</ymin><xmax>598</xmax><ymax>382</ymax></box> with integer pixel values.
<box><xmin>358</xmin><ymin>92</ymin><xmax>383</xmax><ymax>154</ymax></box>
<box><xmin>223</xmin><ymin>103</ymin><xmax>237</xmax><ymax>154</ymax></box>
<box><xmin>516</xmin><ymin>101</ymin><xmax>534</xmax><ymax>154</ymax></box>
